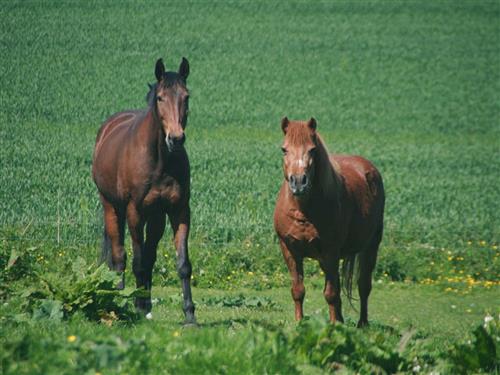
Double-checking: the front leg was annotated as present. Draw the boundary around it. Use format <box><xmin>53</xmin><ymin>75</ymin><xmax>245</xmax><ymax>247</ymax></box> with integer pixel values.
<box><xmin>320</xmin><ymin>257</ymin><xmax>344</xmax><ymax>323</ymax></box>
<box><xmin>279</xmin><ymin>239</ymin><xmax>305</xmax><ymax>320</ymax></box>
<box><xmin>126</xmin><ymin>203</ymin><xmax>150</xmax><ymax>313</ymax></box>
<box><xmin>168</xmin><ymin>205</ymin><xmax>196</xmax><ymax>325</ymax></box>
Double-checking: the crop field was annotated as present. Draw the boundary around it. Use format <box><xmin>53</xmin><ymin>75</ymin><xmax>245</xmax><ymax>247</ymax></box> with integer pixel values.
<box><xmin>1</xmin><ymin>1</ymin><xmax>499</xmax><ymax>374</ymax></box>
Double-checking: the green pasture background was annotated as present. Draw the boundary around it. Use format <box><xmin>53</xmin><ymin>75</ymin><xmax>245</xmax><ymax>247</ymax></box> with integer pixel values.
<box><xmin>1</xmin><ymin>1</ymin><xmax>500</xmax><ymax>374</ymax></box>
<box><xmin>1</xmin><ymin>0</ymin><xmax>499</xmax><ymax>276</ymax></box>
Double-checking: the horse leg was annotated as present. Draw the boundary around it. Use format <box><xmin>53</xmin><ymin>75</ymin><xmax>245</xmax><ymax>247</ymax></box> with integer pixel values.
<box><xmin>279</xmin><ymin>240</ymin><xmax>305</xmax><ymax>320</ymax></box>
<box><xmin>126</xmin><ymin>203</ymin><xmax>149</xmax><ymax>313</ymax></box>
<box><xmin>138</xmin><ymin>212</ymin><xmax>167</xmax><ymax>314</ymax></box>
<box><xmin>357</xmin><ymin>230</ymin><xmax>381</xmax><ymax>327</ymax></box>
<box><xmin>168</xmin><ymin>205</ymin><xmax>196</xmax><ymax>325</ymax></box>
<box><xmin>320</xmin><ymin>259</ymin><xmax>344</xmax><ymax>323</ymax></box>
<box><xmin>101</xmin><ymin>195</ymin><xmax>126</xmax><ymax>289</ymax></box>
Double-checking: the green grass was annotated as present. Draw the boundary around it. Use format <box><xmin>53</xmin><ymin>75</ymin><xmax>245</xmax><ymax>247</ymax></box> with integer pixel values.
<box><xmin>1</xmin><ymin>1</ymin><xmax>500</xmax><ymax>373</ymax></box>
<box><xmin>1</xmin><ymin>1</ymin><xmax>498</xmax><ymax>251</ymax></box>
<box><xmin>2</xmin><ymin>283</ymin><xmax>499</xmax><ymax>374</ymax></box>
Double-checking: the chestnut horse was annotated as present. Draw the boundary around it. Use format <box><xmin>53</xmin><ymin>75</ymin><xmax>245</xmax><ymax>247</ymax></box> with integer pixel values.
<box><xmin>274</xmin><ymin>118</ymin><xmax>384</xmax><ymax>327</ymax></box>
<box><xmin>92</xmin><ymin>58</ymin><xmax>195</xmax><ymax>324</ymax></box>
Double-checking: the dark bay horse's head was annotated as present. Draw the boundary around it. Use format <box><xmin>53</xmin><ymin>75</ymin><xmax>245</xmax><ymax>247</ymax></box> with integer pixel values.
<box><xmin>149</xmin><ymin>57</ymin><xmax>190</xmax><ymax>152</ymax></box>
<box><xmin>280</xmin><ymin>117</ymin><xmax>318</xmax><ymax>197</ymax></box>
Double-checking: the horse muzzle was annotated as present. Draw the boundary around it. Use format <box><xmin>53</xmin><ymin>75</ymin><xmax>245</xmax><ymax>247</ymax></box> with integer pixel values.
<box><xmin>289</xmin><ymin>174</ymin><xmax>310</xmax><ymax>196</ymax></box>
<box><xmin>166</xmin><ymin>133</ymin><xmax>186</xmax><ymax>152</ymax></box>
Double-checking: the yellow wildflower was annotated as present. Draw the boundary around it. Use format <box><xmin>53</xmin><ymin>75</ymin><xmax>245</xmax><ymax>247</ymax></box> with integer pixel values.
<box><xmin>67</xmin><ymin>335</ymin><xmax>77</xmax><ymax>343</ymax></box>
<box><xmin>172</xmin><ymin>331</ymin><xmax>180</xmax><ymax>337</ymax></box>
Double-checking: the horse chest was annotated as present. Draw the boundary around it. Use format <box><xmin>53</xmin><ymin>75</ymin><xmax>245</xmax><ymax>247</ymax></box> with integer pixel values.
<box><xmin>143</xmin><ymin>178</ymin><xmax>182</xmax><ymax>207</ymax></box>
<box><xmin>284</xmin><ymin>211</ymin><xmax>323</xmax><ymax>258</ymax></box>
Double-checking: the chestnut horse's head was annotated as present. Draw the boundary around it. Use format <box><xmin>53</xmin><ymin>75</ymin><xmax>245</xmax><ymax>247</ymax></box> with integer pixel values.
<box><xmin>150</xmin><ymin>57</ymin><xmax>190</xmax><ymax>152</ymax></box>
<box><xmin>280</xmin><ymin>117</ymin><xmax>319</xmax><ymax>197</ymax></box>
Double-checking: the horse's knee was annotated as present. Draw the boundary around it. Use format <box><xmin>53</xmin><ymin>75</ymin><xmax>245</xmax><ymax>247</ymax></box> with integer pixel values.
<box><xmin>291</xmin><ymin>283</ymin><xmax>305</xmax><ymax>302</ymax></box>
<box><xmin>324</xmin><ymin>286</ymin><xmax>340</xmax><ymax>305</ymax></box>
<box><xmin>177</xmin><ymin>259</ymin><xmax>192</xmax><ymax>280</ymax></box>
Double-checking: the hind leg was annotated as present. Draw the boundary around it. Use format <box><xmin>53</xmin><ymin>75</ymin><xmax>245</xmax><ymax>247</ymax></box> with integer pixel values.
<box><xmin>357</xmin><ymin>234</ymin><xmax>381</xmax><ymax>327</ymax></box>
<box><xmin>101</xmin><ymin>195</ymin><xmax>126</xmax><ymax>289</ymax></box>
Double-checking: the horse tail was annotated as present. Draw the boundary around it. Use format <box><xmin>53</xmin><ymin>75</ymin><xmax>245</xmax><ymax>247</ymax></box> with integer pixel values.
<box><xmin>99</xmin><ymin>206</ymin><xmax>111</xmax><ymax>266</ymax></box>
<box><xmin>341</xmin><ymin>254</ymin><xmax>358</xmax><ymax>306</ymax></box>
<box><xmin>100</xmin><ymin>230</ymin><xmax>112</xmax><ymax>265</ymax></box>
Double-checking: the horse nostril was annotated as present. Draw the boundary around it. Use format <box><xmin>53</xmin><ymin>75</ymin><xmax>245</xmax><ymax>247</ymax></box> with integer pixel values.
<box><xmin>301</xmin><ymin>175</ymin><xmax>308</xmax><ymax>186</ymax></box>
<box><xmin>169</xmin><ymin>133</ymin><xmax>186</xmax><ymax>146</ymax></box>
<box><xmin>179</xmin><ymin>133</ymin><xmax>186</xmax><ymax>145</ymax></box>
<box><xmin>290</xmin><ymin>175</ymin><xmax>296</xmax><ymax>186</ymax></box>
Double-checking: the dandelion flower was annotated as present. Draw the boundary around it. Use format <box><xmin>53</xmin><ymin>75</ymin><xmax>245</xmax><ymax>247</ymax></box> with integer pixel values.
<box><xmin>172</xmin><ymin>331</ymin><xmax>180</xmax><ymax>337</ymax></box>
<box><xmin>67</xmin><ymin>335</ymin><xmax>77</xmax><ymax>343</ymax></box>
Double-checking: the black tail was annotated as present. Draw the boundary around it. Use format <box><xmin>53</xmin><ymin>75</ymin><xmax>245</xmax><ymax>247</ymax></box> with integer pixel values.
<box><xmin>98</xmin><ymin>203</ymin><xmax>111</xmax><ymax>266</ymax></box>
<box><xmin>100</xmin><ymin>229</ymin><xmax>112</xmax><ymax>266</ymax></box>
<box><xmin>341</xmin><ymin>254</ymin><xmax>358</xmax><ymax>307</ymax></box>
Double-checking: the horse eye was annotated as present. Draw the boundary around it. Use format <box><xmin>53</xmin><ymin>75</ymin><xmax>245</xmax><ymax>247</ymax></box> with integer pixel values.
<box><xmin>281</xmin><ymin>147</ymin><xmax>287</xmax><ymax>154</ymax></box>
<box><xmin>309</xmin><ymin>147</ymin><xmax>317</xmax><ymax>155</ymax></box>
<box><xmin>156</xmin><ymin>96</ymin><xmax>163</xmax><ymax>102</ymax></box>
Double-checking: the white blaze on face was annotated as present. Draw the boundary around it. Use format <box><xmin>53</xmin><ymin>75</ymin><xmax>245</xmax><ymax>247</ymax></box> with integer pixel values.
<box><xmin>294</xmin><ymin>158</ymin><xmax>305</xmax><ymax>168</ymax></box>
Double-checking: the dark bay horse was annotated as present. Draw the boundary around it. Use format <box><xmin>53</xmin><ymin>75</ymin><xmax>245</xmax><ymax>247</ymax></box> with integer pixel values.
<box><xmin>274</xmin><ymin>118</ymin><xmax>384</xmax><ymax>327</ymax></box>
<box><xmin>92</xmin><ymin>58</ymin><xmax>195</xmax><ymax>324</ymax></box>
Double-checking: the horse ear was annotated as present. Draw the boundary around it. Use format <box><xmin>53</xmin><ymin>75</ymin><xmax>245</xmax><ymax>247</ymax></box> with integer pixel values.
<box><xmin>308</xmin><ymin>117</ymin><xmax>317</xmax><ymax>131</ymax></box>
<box><xmin>155</xmin><ymin>58</ymin><xmax>165</xmax><ymax>82</ymax></box>
<box><xmin>179</xmin><ymin>57</ymin><xmax>189</xmax><ymax>80</ymax></box>
<box><xmin>281</xmin><ymin>117</ymin><xmax>289</xmax><ymax>134</ymax></box>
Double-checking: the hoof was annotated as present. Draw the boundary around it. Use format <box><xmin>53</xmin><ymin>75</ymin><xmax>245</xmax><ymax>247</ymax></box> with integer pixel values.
<box><xmin>135</xmin><ymin>297</ymin><xmax>152</xmax><ymax>314</ymax></box>
<box><xmin>183</xmin><ymin>314</ymin><xmax>197</xmax><ymax>327</ymax></box>
<box><xmin>357</xmin><ymin>320</ymin><xmax>369</xmax><ymax>328</ymax></box>
<box><xmin>116</xmin><ymin>277</ymin><xmax>125</xmax><ymax>290</ymax></box>
<box><xmin>183</xmin><ymin>320</ymin><xmax>198</xmax><ymax>328</ymax></box>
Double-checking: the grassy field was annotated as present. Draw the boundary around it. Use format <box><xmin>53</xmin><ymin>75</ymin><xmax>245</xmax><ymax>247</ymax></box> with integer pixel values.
<box><xmin>1</xmin><ymin>0</ymin><xmax>499</xmax><ymax>373</ymax></box>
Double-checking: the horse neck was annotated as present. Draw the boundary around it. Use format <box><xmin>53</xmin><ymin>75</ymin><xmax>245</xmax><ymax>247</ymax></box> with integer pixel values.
<box><xmin>137</xmin><ymin>106</ymin><xmax>169</xmax><ymax>167</ymax></box>
<box><xmin>311</xmin><ymin>136</ymin><xmax>342</xmax><ymax>202</ymax></box>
